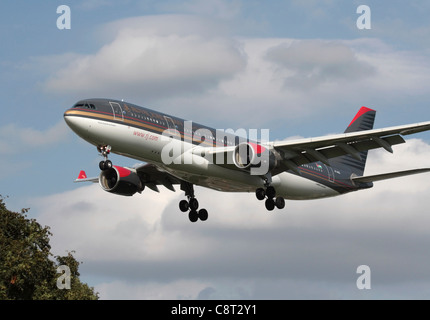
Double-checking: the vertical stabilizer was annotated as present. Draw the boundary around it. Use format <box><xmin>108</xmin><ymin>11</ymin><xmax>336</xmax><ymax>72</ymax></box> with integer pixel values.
<box><xmin>345</xmin><ymin>106</ymin><xmax>376</xmax><ymax>133</ymax></box>
<box><xmin>330</xmin><ymin>107</ymin><xmax>376</xmax><ymax>175</ymax></box>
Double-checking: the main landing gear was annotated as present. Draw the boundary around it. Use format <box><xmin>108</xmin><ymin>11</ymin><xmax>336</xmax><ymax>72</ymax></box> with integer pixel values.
<box><xmin>255</xmin><ymin>186</ymin><xmax>285</xmax><ymax>211</ymax></box>
<box><xmin>179</xmin><ymin>182</ymin><xmax>208</xmax><ymax>223</ymax></box>
<box><xmin>98</xmin><ymin>145</ymin><xmax>112</xmax><ymax>171</ymax></box>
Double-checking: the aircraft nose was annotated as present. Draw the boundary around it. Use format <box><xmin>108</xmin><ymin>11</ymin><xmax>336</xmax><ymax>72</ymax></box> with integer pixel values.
<box><xmin>64</xmin><ymin>109</ymin><xmax>90</xmax><ymax>137</ymax></box>
<box><xmin>63</xmin><ymin>110</ymin><xmax>76</xmax><ymax>129</ymax></box>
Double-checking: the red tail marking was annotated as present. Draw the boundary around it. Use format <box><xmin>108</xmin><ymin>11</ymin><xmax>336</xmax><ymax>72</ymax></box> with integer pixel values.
<box><xmin>77</xmin><ymin>170</ymin><xmax>87</xmax><ymax>179</ymax></box>
<box><xmin>348</xmin><ymin>106</ymin><xmax>375</xmax><ymax>127</ymax></box>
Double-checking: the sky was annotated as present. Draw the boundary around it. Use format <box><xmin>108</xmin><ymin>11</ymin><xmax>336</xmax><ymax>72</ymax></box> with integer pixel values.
<box><xmin>2</xmin><ymin>0</ymin><xmax>430</xmax><ymax>299</ymax></box>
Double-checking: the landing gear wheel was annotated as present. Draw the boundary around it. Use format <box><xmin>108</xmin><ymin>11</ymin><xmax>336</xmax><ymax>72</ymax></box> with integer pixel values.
<box><xmin>189</xmin><ymin>198</ymin><xmax>199</xmax><ymax>211</ymax></box>
<box><xmin>198</xmin><ymin>209</ymin><xmax>208</xmax><ymax>221</ymax></box>
<box><xmin>105</xmin><ymin>160</ymin><xmax>112</xmax><ymax>169</ymax></box>
<box><xmin>189</xmin><ymin>210</ymin><xmax>199</xmax><ymax>223</ymax></box>
<box><xmin>266</xmin><ymin>186</ymin><xmax>276</xmax><ymax>199</ymax></box>
<box><xmin>265</xmin><ymin>198</ymin><xmax>275</xmax><ymax>211</ymax></box>
<box><xmin>179</xmin><ymin>200</ymin><xmax>189</xmax><ymax>212</ymax></box>
<box><xmin>256</xmin><ymin>188</ymin><xmax>266</xmax><ymax>201</ymax></box>
<box><xmin>99</xmin><ymin>160</ymin><xmax>113</xmax><ymax>171</ymax></box>
<box><xmin>275</xmin><ymin>197</ymin><xmax>285</xmax><ymax>209</ymax></box>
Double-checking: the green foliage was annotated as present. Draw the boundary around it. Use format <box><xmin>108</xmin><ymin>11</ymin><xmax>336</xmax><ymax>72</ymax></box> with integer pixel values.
<box><xmin>0</xmin><ymin>196</ymin><xmax>99</xmax><ymax>300</ymax></box>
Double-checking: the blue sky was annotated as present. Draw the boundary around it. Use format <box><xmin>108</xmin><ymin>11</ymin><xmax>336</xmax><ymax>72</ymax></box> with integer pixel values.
<box><xmin>2</xmin><ymin>0</ymin><xmax>430</xmax><ymax>299</ymax></box>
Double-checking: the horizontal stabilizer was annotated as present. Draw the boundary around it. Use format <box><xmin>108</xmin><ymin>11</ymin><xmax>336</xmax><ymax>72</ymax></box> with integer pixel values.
<box><xmin>352</xmin><ymin>168</ymin><xmax>430</xmax><ymax>183</ymax></box>
<box><xmin>74</xmin><ymin>170</ymin><xmax>98</xmax><ymax>183</ymax></box>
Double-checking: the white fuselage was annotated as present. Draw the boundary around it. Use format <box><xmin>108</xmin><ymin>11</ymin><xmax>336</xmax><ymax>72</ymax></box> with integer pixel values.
<box><xmin>65</xmin><ymin>114</ymin><xmax>340</xmax><ymax>200</ymax></box>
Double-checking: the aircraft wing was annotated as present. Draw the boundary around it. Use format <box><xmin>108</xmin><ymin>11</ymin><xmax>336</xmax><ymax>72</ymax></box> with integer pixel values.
<box><xmin>352</xmin><ymin>168</ymin><xmax>430</xmax><ymax>183</ymax></box>
<box><xmin>271</xmin><ymin>121</ymin><xmax>430</xmax><ymax>174</ymax></box>
<box><xmin>134</xmin><ymin>163</ymin><xmax>181</xmax><ymax>192</ymax></box>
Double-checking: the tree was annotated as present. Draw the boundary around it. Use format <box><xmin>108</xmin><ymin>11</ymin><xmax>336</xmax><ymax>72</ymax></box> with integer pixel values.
<box><xmin>0</xmin><ymin>196</ymin><xmax>99</xmax><ymax>299</ymax></box>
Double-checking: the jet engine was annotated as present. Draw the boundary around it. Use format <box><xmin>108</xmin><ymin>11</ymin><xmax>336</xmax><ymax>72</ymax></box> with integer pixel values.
<box><xmin>232</xmin><ymin>142</ymin><xmax>279</xmax><ymax>174</ymax></box>
<box><xmin>99</xmin><ymin>166</ymin><xmax>144</xmax><ymax>196</ymax></box>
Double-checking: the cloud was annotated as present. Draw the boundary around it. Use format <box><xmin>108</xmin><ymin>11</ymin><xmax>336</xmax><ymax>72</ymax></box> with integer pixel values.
<box><xmin>97</xmin><ymin>279</ymin><xmax>210</xmax><ymax>300</ymax></box>
<box><xmin>33</xmin><ymin>138</ymin><xmax>430</xmax><ymax>299</ymax></box>
<box><xmin>36</xmin><ymin>13</ymin><xmax>430</xmax><ymax>130</ymax></box>
<box><xmin>156</xmin><ymin>37</ymin><xmax>430</xmax><ymax>128</ymax></box>
<box><xmin>44</xmin><ymin>15</ymin><xmax>246</xmax><ymax>101</ymax></box>
<box><xmin>0</xmin><ymin>121</ymin><xmax>69</xmax><ymax>155</ymax></box>
<box><xmin>265</xmin><ymin>40</ymin><xmax>375</xmax><ymax>89</ymax></box>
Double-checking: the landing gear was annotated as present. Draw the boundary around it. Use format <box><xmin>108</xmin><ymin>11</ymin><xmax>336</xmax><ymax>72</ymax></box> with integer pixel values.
<box><xmin>99</xmin><ymin>160</ymin><xmax>112</xmax><ymax>170</ymax></box>
<box><xmin>256</xmin><ymin>186</ymin><xmax>285</xmax><ymax>211</ymax></box>
<box><xmin>98</xmin><ymin>145</ymin><xmax>112</xmax><ymax>171</ymax></box>
<box><xmin>180</xmin><ymin>182</ymin><xmax>208</xmax><ymax>222</ymax></box>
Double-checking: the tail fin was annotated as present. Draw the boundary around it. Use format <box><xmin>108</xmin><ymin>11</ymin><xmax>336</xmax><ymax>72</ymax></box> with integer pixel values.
<box><xmin>330</xmin><ymin>107</ymin><xmax>376</xmax><ymax>175</ymax></box>
<box><xmin>77</xmin><ymin>170</ymin><xmax>88</xmax><ymax>180</ymax></box>
<box><xmin>345</xmin><ymin>106</ymin><xmax>376</xmax><ymax>133</ymax></box>
<box><xmin>74</xmin><ymin>170</ymin><xmax>99</xmax><ymax>183</ymax></box>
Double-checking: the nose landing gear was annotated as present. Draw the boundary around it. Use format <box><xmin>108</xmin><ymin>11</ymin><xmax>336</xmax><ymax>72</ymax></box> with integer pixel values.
<box><xmin>98</xmin><ymin>145</ymin><xmax>113</xmax><ymax>170</ymax></box>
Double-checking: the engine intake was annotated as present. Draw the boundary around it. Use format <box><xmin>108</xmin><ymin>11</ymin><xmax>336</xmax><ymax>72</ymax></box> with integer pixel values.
<box><xmin>99</xmin><ymin>166</ymin><xmax>143</xmax><ymax>196</ymax></box>
<box><xmin>233</xmin><ymin>142</ymin><xmax>279</xmax><ymax>174</ymax></box>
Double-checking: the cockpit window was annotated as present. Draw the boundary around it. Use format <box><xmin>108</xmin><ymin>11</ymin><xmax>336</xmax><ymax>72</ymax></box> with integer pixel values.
<box><xmin>73</xmin><ymin>102</ymin><xmax>96</xmax><ymax>109</ymax></box>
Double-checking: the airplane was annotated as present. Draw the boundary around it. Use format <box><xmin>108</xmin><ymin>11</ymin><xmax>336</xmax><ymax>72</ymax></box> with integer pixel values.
<box><xmin>64</xmin><ymin>99</ymin><xmax>430</xmax><ymax>222</ymax></box>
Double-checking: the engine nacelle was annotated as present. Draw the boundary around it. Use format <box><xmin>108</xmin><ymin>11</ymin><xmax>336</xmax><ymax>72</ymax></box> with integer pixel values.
<box><xmin>99</xmin><ymin>166</ymin><xmax>144</xmax><ymax>196</ymax></box>
<box><xmin>232</xmin><ymin>142</ymin><xmax>279</xmax><ymax>174</ymax></box>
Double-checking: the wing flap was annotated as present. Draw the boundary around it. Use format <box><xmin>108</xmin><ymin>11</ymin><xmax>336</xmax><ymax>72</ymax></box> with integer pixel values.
<box><xmin>134</xmin><ymin>163</ymin><xmax>181</xmax><ymax>192</ymax></box>
<box><xmin>277</xmin><ymin>135</ymin><xmax>405</xmax><ymax>167</ymax></box>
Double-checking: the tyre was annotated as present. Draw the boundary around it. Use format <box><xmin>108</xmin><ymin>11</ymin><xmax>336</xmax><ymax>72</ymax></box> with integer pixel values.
<box><xmin>265</xmin><ymin>198</ymin><xmax>275</xmax><ymax>211</ymax></box>
<box><xmin>275</xmin><ymin>197</ymin><xmax>285</xmax><ymax>209</ymax></box>
<box><xmin>198</xmin><ymin>209</ymin><xmax>208</xmax><ymax>221</ymax></box>
<box><xmin>189</xmin><ymin>198</ymin><xmax>199</xmax><ymax>211</ymax></box>
<box><xmin>256</xmin><ymin>188</ymin><xmax>266</xmax><ymax>200</ymax></box>
<box><xmin>105</xmin><ymin>160</ymin><xmax>113</xmax><ymax>169</ymax></box>
<box><xmin>179</xmin><ymin>200</ymin><xmax>189</xmax><ymax>212</ymax></box>
<box><xmin>99</xmin><ymin>161</ymin><xmax>106</xmax><ymax>171</ymax></box>
<box><xmin>189</xmin><ymin>210</ymin><xmax>199</xmax><ymax>222</ymax></box>
<box><xmin>266</xmin><ymin>186</ymin><xmax>276</xmax><ymax>199</ymax></box>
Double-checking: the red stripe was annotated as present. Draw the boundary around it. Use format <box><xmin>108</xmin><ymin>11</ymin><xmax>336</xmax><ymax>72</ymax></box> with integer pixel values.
<box><xmin>348</xmin><ymin>106</ymin><xmax>375</xmax><ymax>127</ymax></box>
<box><xmin>248</xmin><ymin>142</ymin><xmax>266</xmax><ymax>155</ymax></box>
<box><xmin>113</xmin><ymin>165</ymin><xmax>131</xmax><ymax>178</ymax></box>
